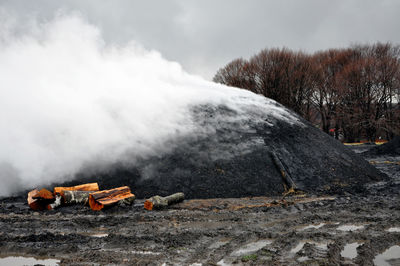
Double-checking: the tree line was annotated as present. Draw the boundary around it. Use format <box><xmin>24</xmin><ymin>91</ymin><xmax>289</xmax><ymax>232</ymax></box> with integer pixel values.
<box><xmin>213</xmin><ymin>43</ymin><xmax>400</xmax><ymax>142</ymax></box>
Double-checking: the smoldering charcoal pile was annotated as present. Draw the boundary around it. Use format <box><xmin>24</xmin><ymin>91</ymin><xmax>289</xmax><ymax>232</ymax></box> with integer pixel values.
<box><xmin>63</xmin><ymin>101</ymin><xmax>385</xmax><ymax>199</ymax></box>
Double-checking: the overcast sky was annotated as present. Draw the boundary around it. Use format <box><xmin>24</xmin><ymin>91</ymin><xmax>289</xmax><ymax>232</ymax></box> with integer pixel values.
<box><xmin>1</xmin><ymin>0</ymin><xmax>399</xmax><ymax>79</ymax></box>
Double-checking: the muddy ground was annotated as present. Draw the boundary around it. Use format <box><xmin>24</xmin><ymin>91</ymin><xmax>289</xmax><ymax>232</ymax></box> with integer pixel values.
<box><xmin>0</xmin><ymin>144</ymin><xmax>399</xmax><ymax>265</ymax></box>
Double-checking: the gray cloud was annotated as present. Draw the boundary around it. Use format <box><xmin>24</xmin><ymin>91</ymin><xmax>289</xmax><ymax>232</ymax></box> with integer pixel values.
<box><xmin>1</xmin><ymin>0</ymin><xmax>399</xmax><ymax>79</ymax></box>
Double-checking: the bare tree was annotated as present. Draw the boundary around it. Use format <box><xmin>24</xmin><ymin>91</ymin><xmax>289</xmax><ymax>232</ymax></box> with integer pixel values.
<box><xmin>213</xmin><ymin>58</ymin><xmax>255</xmax><ymax>91</ymax></box>
<box><xmin>213</xmin><ymin>43</ymin><xmax>400</xmax><ymax>141</ymax></box>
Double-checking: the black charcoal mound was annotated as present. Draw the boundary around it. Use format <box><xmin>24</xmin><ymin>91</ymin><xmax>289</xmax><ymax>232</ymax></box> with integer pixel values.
<box><xmin>362</xmin><ymin>136</ymin><xmax>400</xmax><ymax>157</ymax></box>
<box><xmin>66</xmin><ymin>101</ymin><xmax>385</xmax><ymax>199</ymax></box>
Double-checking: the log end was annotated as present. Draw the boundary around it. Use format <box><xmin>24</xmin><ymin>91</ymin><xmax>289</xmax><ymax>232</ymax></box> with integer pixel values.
<box><xmin>28</xmin><ymin>200</ymin><xmax>44</xmax><ymax>211</ymax></box>
<box><xmin>27</xmin><ymin>189</ymin><xmax>41</xmax><ymax>210</ymax></box>
<box><xmin>88</xmin><ymin>194</ymin><xmax>104</xmax><ymax>211</ymax></box>
<box><xmin>28</xmin><ymin>189</ymin><xmax>39</xmax><ymax>202</ymax></box>
<box><xmin>144</xmin><ymin>200</ymin><xmax>154</xmax><ymax>211</ymax></box>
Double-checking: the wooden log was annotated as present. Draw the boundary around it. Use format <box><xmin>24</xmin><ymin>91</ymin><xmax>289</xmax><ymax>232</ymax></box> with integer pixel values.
<box><xmin>27</xmin><ymin>189</ymin><xmax>42</xmax><ymax>211</ymax></box>
<box><xmin>27</xmin><ymin>188</ymin><xmax>55</xmax><ymax>211</ymax></box>
<box><xmin>88</xmin><ymin>186</ymin><xmax>135</xmax><ymax>211</ymax></box>
<box><xmin>144</xmin><ymin>192</ymin><xmax>185</xmax><ymax>210</ymax></box>
<box><xmin>54</xmin><ymin>183</ymin><xmax>99</xmax><ymax>197</ymax></box>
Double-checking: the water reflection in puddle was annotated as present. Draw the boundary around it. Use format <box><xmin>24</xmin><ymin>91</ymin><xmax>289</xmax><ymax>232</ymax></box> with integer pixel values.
<box><xmin>101</xmin><ymin>248</ymin><xmax>160</xmax><ymax>255</ymax></box>
<box><xmin>217</xmin><ymin>259</ymin><xmax>230</xmax><ymax>266</ymax></box>
<box><xmin>337</xmin><ymin>224</ymin><xmax>365</xmax><ymax>231</ymax></box>
<box><xmin>209</xmin><ymin>238</ymin><xmax>231</xmax><ymax>249</ymax></box>
<box><xmin>386</xmin><ymin>227</ymin><xmax>400</xmax><ymax>233</ymax></box>
<box><xmin>230</xmin><ymin>239</ymin><xmax>273</xmax><ymax>256</ymax></box>
<box><xmin>297</xmin><ymin>223</ymin><xmax>326</xmax><ymax>231</ymax></box>
<box><xmin>0</xmin><ymin>256</ymin><xmax>60</xmax><ymax>266</ymax></box>
<box><xmin>341</xmin><ymin>242</ymin><xmax>363</xmax><ymax>259</ymax></box>
<box><xmin>373</xmin><ymin>245</ymin><xmax>400</xmax><ymax>266</ymax></box>
<box><xmin>291</xmin><ymin>242</ymin><xmax>307</xmax><ymax>254</ymax></box>
<box><xmin>297</xmin><ymin>256</ymin><xmax>310</xmax><ymax>262</ymax></box>
<box><xmin>79</xmin><ymin>231</ymin><xmax>109</xmax><ymax>238</ymax></box>
<box><xmin>290</xmin><ymin>240</ymin><xmax>328</xmax><ymax>254</ymax></box>
<box><xmin>130</xmin><ymin>250</ymin><xmax>161</xmax><ymax>255</ymax></box>
<box><xmin>90</xmin><ymin>233</ymin><xmax>109</xmax><ymax>238</ymax></box>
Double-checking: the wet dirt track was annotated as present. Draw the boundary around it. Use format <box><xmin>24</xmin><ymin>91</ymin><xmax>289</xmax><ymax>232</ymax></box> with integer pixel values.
<box><xmin>0</xmin><ymin>145</ymin><xmax>399</xmax><ymax>265</ymax></box>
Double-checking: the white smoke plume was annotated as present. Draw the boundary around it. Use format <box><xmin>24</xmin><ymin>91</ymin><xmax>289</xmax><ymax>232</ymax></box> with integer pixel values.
<box><xmin>0</xmin><ymin>12</ymin><xmax>299</xmax><ymax>196</ymax></box>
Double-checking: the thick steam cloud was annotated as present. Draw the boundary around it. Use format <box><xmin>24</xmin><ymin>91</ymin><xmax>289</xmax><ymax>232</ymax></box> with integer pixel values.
<box><xmin>0</xmin><ymin>13</ymin><xmax>298</xmax><ymax>196</ymax></box>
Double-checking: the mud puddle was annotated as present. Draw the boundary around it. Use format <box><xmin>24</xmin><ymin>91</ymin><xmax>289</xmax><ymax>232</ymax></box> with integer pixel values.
<box><xmin>297</xmin><ymin>223</ymin><xmax>326</xmax><ymax>231</ymax></box>
<box><xmin>231</xmin><ymin>239</ymin><xmax>273</xmax><ymax>256</ymax></box>
<box><xmin>341</xmin><ymin>241</ymin><xmax>363</xmax><ymax>259</ymax></box>
<box><xmin>88</xmin><ymin>233</ymin><xmax>109</xmax><ymax>238</ymax></box>
<box><xmin>290</xmin><ymin>240</ymin><xmax>329</xmax><ymax>254</ymax></box>
<box><xmin>337</xmin><ymin>224</ymin><xmax>365</xmax><ymax>231</ymax></box>
<box><xmin>208</xmin><ymin>238</ymin><xmax>231</xmax><ymax>249</ymax></box>
<box><xmin>373</xmin><ymin>245</ymin><xmax>400</xmax><ymax>266</ymax></box>
<box><xmin>0</xmin><ymin>256</ymin><xmax>60</xmax><ymax>266</ymax></box>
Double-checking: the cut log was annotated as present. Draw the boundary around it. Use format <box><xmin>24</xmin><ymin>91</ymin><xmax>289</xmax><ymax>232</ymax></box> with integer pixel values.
<box><xmin>54</xmin><ymin>183</ymin><xmax>99</xmax><ymax>197</ymax></box>
<box><xmin>88</xmin><ymin>186</ymin><xmax>135</xmax><ymax>211</ymax></box>
<box><xmin>28</xmin><ymin>189</ymin><xmax>42</xmax><ymax>211</ymax></box>
<box><xmin>144</xmin><ymin>192</ymin><xmax>185</xmax><ymax>210</ymax></box>
<box><xmin>27</xmin><ymin>188</ymin><xmax>55</xmax><ymax>211</ymax></box>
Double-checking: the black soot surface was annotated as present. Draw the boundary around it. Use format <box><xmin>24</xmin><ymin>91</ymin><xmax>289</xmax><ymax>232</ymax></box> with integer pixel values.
<box><xmin>61</xmin><ymin>103</ymin><xmax>385</xmax><ymax>199</ymax></box>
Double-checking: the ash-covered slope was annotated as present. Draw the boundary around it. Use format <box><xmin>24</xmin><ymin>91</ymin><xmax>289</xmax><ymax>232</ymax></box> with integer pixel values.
<box><xmin>69</xmin><ymin>99</ymin><xmax>384</xmax><ymax>199</ymax></box>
